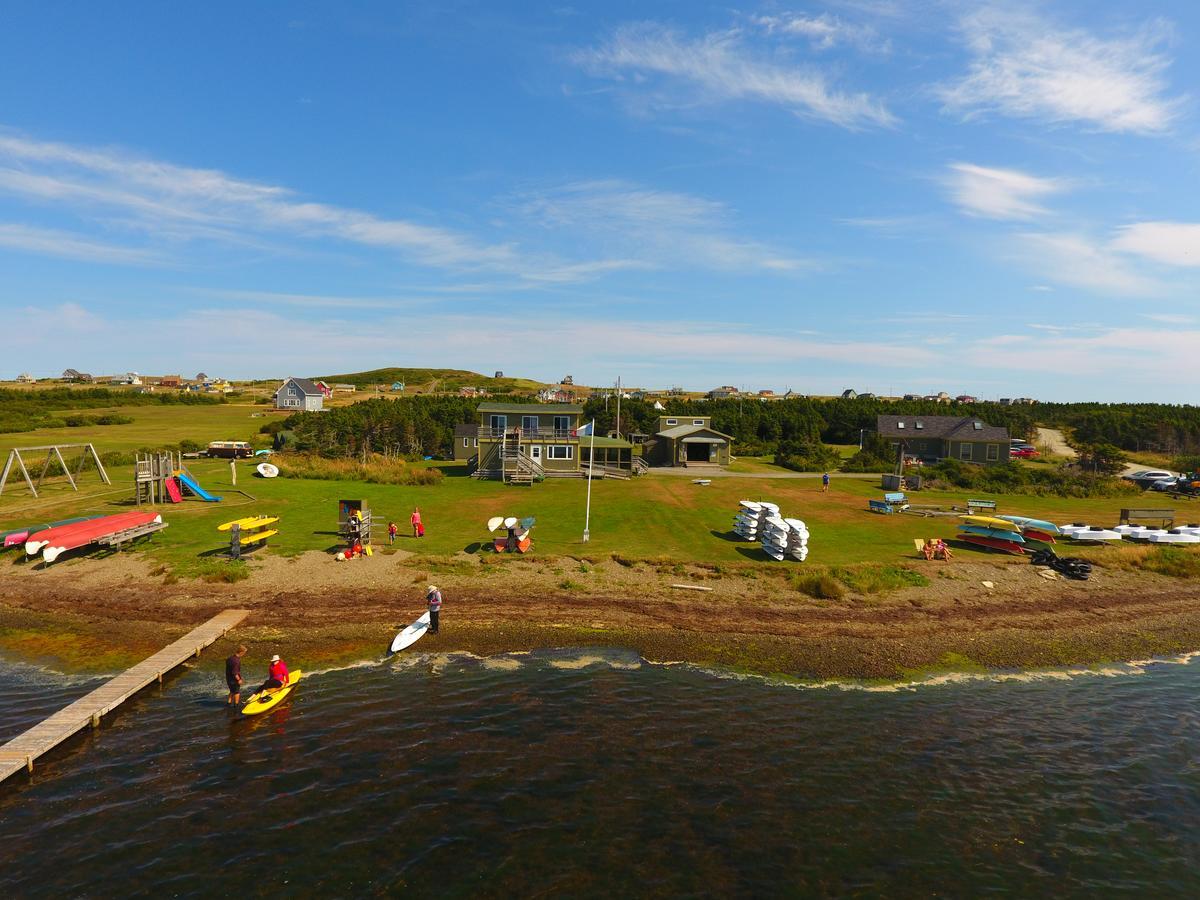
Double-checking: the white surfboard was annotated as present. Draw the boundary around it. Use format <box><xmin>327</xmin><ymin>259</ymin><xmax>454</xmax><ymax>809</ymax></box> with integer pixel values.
<box><xmin>487</xmin><ymin>516</ymin><xmax>504</xmax><ymax>532</ymax></box>
<box><xmin>389</xmin><ymin>611</ymin><xmax>431</xmax><ymax>653</ymax></box>
<box><xmin>503</xmin><ymin>516</ymin><xmax>518</xmax><ymax>528</ymax></box>
<box><xmin>256</xmin><ymin>463</ymin><xmax>279</xmax><ymax>478</ymax></box>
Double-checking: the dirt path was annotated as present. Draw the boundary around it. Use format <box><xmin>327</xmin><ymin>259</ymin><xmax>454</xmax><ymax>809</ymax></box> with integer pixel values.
<box><xmin>1036</xmin><ymin>427</ymin><xmax>1076</xmax><ymax>458</ymax></box>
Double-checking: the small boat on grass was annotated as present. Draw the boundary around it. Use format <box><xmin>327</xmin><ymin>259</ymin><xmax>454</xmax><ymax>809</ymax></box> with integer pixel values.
<box><xmin>958</xmin><ymin>534</ymin><xmax>1025</xmax><ymax>555</ymax></box>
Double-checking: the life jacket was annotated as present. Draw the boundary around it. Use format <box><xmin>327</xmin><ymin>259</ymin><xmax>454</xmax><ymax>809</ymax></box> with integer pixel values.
<box><xmin>269</xmin><ymin>660</ymin><xmax>289</xmax><ymax>683</ymax></box>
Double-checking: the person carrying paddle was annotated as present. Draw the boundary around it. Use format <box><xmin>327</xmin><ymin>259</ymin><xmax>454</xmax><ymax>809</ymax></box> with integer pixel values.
<box><xmin>225</xmin><ymin>645</ymin><xmax>247</xmax><ymax>705</ymax></box>
<box><xmin>256</xmin><ymin>654</ymin><xmax>290</xmax><ymax>694</ymax></box>
<box><xmin>427</xmin><ymin>585</ymin><xmax>443</xmax><ymax>634</ymax></box>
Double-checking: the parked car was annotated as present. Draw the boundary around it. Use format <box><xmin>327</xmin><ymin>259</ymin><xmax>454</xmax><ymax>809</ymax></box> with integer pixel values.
<box><xmin>1150</xmin><ymin>477</ymin><xmax>1180</xmax><ymax>492</ymax></box>
<box><xmin>1127</xmin><ymin>470</ymin><xmax>1175</xmax><ymax>487</ymax></box>
<box><xmin>1010</xmin><ymin>447</ymin><xmax>1039</xmax><ymax>458</ymax></box>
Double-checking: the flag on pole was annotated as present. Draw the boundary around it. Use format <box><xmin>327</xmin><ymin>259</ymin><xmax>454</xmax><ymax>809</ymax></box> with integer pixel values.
<box><xmin>574</xmin><ymin>421</ymin><xmax>593</xmax><ymax>437</ymax></box>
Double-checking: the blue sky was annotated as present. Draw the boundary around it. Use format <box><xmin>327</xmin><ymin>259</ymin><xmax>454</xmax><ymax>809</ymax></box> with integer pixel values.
<box><xmin>1</xmin><ymin>1</ymin><xmax>1199</xmax><ymax>401</ymax></box>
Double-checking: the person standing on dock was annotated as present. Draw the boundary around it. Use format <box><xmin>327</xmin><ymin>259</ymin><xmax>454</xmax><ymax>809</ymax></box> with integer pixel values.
<box><xmin>256</xmin><ymin>654</ymin><xmax>290</xmax><ymax>694</ymax></box>
<box><xmin>225</xmin><ymin>645</ymin><xmax>247</xmax><ymax>705</ymax></box>
<box><xmin>427</xmin><ymin>585</ymin><xmax>443</xmax><ymax>634</ymax></box>
<box><xmin>822</xmin><ymin>472</ymin><xmax>830</xmax><ymax>493</ymax></box>
<box><xmin>411</xmin><ymin>507</ymin><xmax>423</xmax><ymax>538</ymax></box>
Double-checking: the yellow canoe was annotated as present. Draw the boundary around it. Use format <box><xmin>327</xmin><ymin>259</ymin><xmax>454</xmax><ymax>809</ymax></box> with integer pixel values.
<box><xmin>242</xmin><ymin>669</ymin><xmax>303</xmax><ymax>716</ymax></box>
<box><xmin>218</xmin><ymin>515</ymin><xmax>279</xmax><ymax>532</ymax></box>
<box><xmin>236</xmin><ymin>529</ymin><xmax>278</xmax><ymax>545</ymax></box>
<box><xmin>959</xmin><ymin>515</ymin><xmax>1021</xmax><ymax>533</ymax></box>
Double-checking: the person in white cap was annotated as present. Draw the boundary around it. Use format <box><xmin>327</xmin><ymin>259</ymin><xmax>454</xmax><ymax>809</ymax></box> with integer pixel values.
<box><xmin>427</xmin><ymin>585</ymin><xmax>443</xmax><ymax>634</ymax></box>
<box><xmin>255</xmin><ymin>653</ymin><xmax>290</xmax><ymax>694</ymax></box>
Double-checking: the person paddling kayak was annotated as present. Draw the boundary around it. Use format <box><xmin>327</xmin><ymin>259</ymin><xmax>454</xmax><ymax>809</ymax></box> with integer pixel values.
<box><xmin>255</xmin><ymin>654</ymin><xmax>290</xmax><ymax>694</ymax></box>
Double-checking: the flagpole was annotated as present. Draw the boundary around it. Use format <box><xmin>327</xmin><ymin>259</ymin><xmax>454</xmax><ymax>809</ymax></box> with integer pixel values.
<box><xmin>582</xmin><ymin>418</ymin><xmax>595</xmax><ymax>542</ymax></box>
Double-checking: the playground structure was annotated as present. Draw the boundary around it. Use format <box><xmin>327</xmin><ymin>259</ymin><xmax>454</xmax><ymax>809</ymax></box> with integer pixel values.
<box><xmin>337</xmin><ymin>499</ymin><xmax>373</xmax><ymax>559</ymax></box>
<box><xmin>0</xmin><ymin>444</ymin><xmax>110</xmax><ymax>499</ymax></box>
<box><xmin>135</xmin><ymin>452</ymin><xmax>222</xmax><ymax>504</ymax></box>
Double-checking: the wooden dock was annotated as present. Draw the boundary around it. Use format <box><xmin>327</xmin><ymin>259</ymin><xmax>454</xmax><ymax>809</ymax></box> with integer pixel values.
<box><xmin>0</xmin><ymin>608</ymin><xmax>249</xmax><ymax>784</ymax></box>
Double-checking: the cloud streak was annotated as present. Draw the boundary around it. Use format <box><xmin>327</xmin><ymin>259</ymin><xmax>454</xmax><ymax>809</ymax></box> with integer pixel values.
<box><xmin>1110</xmin><ymin>221</ymin><xmax>1200</xmax><ymax>267</ymax></box>
<box><xmin>940</xmin><ymin>8</ymin><xmax>1183</xmax><ymax>133</ymax></box>
<box><xmin>572</xmin><ymin>23</ymin><xmax>895</xmax><ymax>129</ymax></box>
<box><xmin>944</xmin><ymin>162</ymin><xmax>1065</xmax><ymax>220</ymax></box>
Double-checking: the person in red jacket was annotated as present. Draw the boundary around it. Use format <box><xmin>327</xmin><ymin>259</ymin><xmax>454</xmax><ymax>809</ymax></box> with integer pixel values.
<box><xmin>410</xmin><ymin>507</ymin><xmax>423</xmax><ymax>537</ymax></box>
<box><xmin>256</xmin><ymin>654</ymin><xmax>290</xmax><ymax>694</ymax></box>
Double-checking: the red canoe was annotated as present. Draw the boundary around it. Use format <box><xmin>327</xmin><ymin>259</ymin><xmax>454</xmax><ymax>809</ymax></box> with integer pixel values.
<box><xmin>29</xmin><ymin>512</ymin><xmax>161</xmax><ymax>561</ymax></box>
<box><xmin>1022</xmin><ymin>528</ymin><xmax>1057</xmax><ymax>543</ymax></box>
<box><xmin>958</xmin><ymin>534</ymin><xmax>1026</xmax><ymax>555</ymax></box>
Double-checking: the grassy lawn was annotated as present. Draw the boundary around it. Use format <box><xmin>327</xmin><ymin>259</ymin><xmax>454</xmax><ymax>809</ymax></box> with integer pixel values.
<box><xmin>0</xmin><ymin>402</ymin><xmax>278</xmax><ymax>456</ymax></box>
<box><xmin>0</xmin><ymin>456</ymin><xmax>1176</xmax><ymax>575</ymax></box>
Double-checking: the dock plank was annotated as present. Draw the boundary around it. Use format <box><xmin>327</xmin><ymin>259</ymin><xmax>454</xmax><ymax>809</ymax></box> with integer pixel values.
<box><xmin>0</xmin><ymin>609</ymin><xmax>249</xmax><ymax>784</ymax></box>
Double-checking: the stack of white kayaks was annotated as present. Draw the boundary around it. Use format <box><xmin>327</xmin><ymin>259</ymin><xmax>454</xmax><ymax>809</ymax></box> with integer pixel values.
<box><xmin>761</xmin><ymin>516</ymin><xmax>809</xmax><ymax>562</ymax></box>
<box><xmin>733</xmin><ymin>500</ymin><xmax>777</xmax><ymax>541</ymax></box>
<box><xmin>1064</xmin><ymin>523</ymin><xmax>1199</xmax><ymax>544</ymax></box>
<box><xmin>1059</xmin><ymin>524</ymin><xmax>1122</xmax><ymax>542</ymax></box>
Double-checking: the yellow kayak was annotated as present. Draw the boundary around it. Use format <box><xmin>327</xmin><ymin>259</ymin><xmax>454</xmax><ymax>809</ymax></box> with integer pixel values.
<box><xmin>236</xmin><ymin>528</ymin><xmax>278</xmax><ymax>545</ymax></box>
<box><xmin>959</xmin><ymin>515</ymin><xmax>1021</xmax><ymax>533</ymax></box>
<box><xmin>242</xmin><ymin>669</ymin><xmax>303</xmax><ymax>716</ymax></box>
<box><xmin>218</xmin><ymin>515</ymin><xmax>279</xmax><ymax>533</ymax></box>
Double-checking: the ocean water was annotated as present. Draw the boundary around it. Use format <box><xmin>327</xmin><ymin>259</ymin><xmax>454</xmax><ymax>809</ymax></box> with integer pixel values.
<box><xmin>1</xmin><ymin>649</ymin><xmax>1199</xmax><ymax>897</ymax></box>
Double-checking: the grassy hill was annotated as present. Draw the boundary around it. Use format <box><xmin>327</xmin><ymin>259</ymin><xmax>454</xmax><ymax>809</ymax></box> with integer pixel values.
<box><xmin>317</xmin><ymin>367</ymin><xmax>546</xmax><ymax>394</ymax></box>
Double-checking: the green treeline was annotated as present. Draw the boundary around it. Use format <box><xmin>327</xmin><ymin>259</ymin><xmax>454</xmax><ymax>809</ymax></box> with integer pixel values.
<box><xmin>0</xmin><ymin>388</ymin><xmax>225</xmax><ymax>434</ymax></box>
<box><xmin>276</xmin><ymin>394</ymin><xmax>1200</xmax><ymax>459</ymax></box>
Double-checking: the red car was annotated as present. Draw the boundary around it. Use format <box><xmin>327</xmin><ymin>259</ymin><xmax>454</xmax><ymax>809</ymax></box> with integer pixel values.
<box><xmin>1010</xmin><ymin>447</ymin><xmax>1039</xmax><ymax>458</ymax></box>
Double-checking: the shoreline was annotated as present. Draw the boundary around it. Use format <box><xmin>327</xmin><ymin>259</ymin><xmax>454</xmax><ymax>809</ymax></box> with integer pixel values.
<box><xmin>1</xmin><ymin>550</ymin><xmax>1199</xmax><ymax>681</ymax></box>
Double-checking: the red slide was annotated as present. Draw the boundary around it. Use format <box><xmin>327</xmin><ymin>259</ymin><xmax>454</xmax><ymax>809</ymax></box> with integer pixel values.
<box><xmin>164</xmin><ymin>477</ymin><xmax>183</xmax><ymax>503</ymax></box>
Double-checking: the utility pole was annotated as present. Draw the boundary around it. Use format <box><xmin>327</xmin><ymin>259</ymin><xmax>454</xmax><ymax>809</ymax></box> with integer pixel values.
<box><xmin>614</xmin><ymin>375</ymin><xmax>622</xmax><ymax>439</ymax></box>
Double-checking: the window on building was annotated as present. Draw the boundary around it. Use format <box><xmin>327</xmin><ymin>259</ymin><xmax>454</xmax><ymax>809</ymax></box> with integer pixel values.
<box><xmin>522</xmin><ymin>415</ymin><xmax>539</xmax><ymax>433</ymax></box>
<box><xmin>554</xmin><ymin>415</ymin><xmax>570</xmax><ymax>436</ymax></box>
<box><xmin>473</xmin><ymin>438</ymin><xmax>478</xmax><ymax>448</ymax></box>
<box><xmin>986</xmin><ymin>444</ymin><xmax>998</xmax><ymax>461</ymax></box>
<box><xmin>960</xmin><ymin>443</ymin><xmax>973</xmax><ymax>460</ymax></box>
<box><xmin>692</xmin><ymin>419</ymin><xmax>704</xmax><ymax>426</ymax></box>
<box><xmin>548</xmin><ymin>445</ymin><xmax>573</xmax><ymax>460</ymax></box>
<box><xmin>463</xmin><ymin>437</ymin><xmax>469</xmax><ymax>448</ymax></box>
<box><xmin>666</xmin><ymin>418</ymin><xmax>678</xmax><ymax>425</ymax></box>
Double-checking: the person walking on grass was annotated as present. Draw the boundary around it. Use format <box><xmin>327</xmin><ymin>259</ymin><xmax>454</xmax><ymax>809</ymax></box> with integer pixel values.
<box><xmin>427</xmin><ymin>585</ymin><xmax>443</xmax><ymax>634</ymax></box>
<box><xmin>411</xmin><ymin>507</ymin><xmax>423</xmax><ymax>538</ymax></box>
<box><xmin>822</xmin><ymin>472</ymin><xmax>830</xmax><ymax>493</ymax></box>
<box><xmin>388</xmin><ymin>521</ymin><xmax>398</xmax><ymax>544</ymax></box>
<box><xmin>225</xmin><ymin>644</ymin><xmax>247</xmax><ymax>705</ymax></box>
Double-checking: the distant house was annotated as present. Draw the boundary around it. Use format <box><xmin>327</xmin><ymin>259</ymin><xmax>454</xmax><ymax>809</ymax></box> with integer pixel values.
<box><xmin>459</xmin><ymin>386</ymin><xmax>489</xmax><ymax>398</ymax></box>
<box><xmin>391</xmin><ymin>381</ymin><xmax>405</xmax><ymax>391</ymax></box>
<box><xmin>312</xmin><ymin>380</ymin><xmax>334</xmax><ymax>398</ymax></box>
<box><xmin>561</xmin><ymin>375</ymin><xmax>574</xmax><ymax>385</ymax></box>
<box><xmin>274</xmin><ymin>377</ymin><xmax>325</xmax><ymax>412</ymax></box>
<box><xmin>205</xmin><ymin>380</ymin><xmax>233</xmax><ymax>393</ymax></box>
<box><xmin>61</xmin><ymin>368</ymin><xmax>83</xmax><ymax>382</ymax></box>
<box><xmin>841</xmin><ymin>389</ymin><xmax>858</xmax><ymax>400</ymax></box>
<box><xmin>876</xmin><ymin>415</ymin><xmax>1010</xmax><ymax>466</ymax></box>
<box><xmin>160</xmin><ymin>375</ymin><xmax>182</xmax><ymax>388</ymax></box>
<box><xmin>644</xmin><ymin>415</ymin><xmax>734</xmax><ymax>468</ymax></box>
<box><xmin>758</xmin><ymin>389</ymin><xmax>776</xmax><ymax>398</ymax></box>
<box><xmin>783</xmin><ymin>390</ymin><xmax>805</xmax><ymax>400</ymax></box>
<box><xmin>1013</xmin><ymin>397</ymin><xmax>1038</xmax><ymax>406</ymax></box>
<box><xmin>332</xmin><ymin>383</ymin><xmax>356</xmax><ymax>393</ymax></box>
<box><xmin>955</xmin><ymin>395</ymin><xmax>978</xmax><ymax>404</ymax></box>
<box><xmin>195</xmin><ymin>372</ymin><xmax>208</xmax><ymax>382</ymax></box>
<box><xmin>903</xmin><ymin>393</ymin><xmax>922</xmax><ymax>401</ymax></box>
<box><xmin>110</xmin><ymin>373</ymin><xmax>142</xmax><ymax>386</ymax></box>
<box><xmin>537</xmin><ymin>387</ymin><xmax>574</xmax><ymax>403</ymax></box>
<box><xmin>858</xmin><ymin>392</ymin><xmax>876</xmax><ymax>400</ymax></box>
<box><xmin>15</xmin><ymin>372</ymin><xmax>36</xmax><ymax>384</ymax></box>
<box><xmin>494</xmin><ymin>371</ymin><xmax>504</xmax><ymax>379</ymax></box>
<box><xmin>707</xmin><ymin>386</ymin><xmax>739</xmax><ymax>400</ymax></box>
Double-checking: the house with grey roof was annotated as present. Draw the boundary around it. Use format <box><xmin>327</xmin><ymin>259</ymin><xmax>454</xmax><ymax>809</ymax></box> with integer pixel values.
<box><xmin>274</xmin><ymin>377</ymin><xmax>325</xmax><ymax>412</ymax></box>
<box><xmin>876</xmin><ymin>415</ymin><xmax>1009</xmax><ymax>466</ymax></box>
<box><xmin>645</xmin><ymin>415</ymin><xmax>734</xmax><ymax>468</ymax></box>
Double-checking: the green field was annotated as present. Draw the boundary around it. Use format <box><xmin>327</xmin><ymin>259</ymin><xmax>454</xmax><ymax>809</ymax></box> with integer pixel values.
<box><xmin>0</xmin><ymin>402</ymin><xmax>278</xmax><ymax>456</ymax></box>
<box><xmin>0</xmin><ymin>452</ymin><xmax>1167</xmax><ymax>576</ymax></box>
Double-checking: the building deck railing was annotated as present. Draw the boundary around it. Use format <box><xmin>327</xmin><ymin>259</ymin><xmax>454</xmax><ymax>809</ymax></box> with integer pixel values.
<box><xmin>476</xmin><ymin>427</ymin><xmax>578</xmax><ymax>440</ymax></box>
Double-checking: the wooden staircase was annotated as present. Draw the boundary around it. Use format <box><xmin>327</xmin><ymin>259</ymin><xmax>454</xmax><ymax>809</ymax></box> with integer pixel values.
<box><xmin>473</xmin><ymin>432</ymin><xmax>545</xmax><ymax>485</ymax></box>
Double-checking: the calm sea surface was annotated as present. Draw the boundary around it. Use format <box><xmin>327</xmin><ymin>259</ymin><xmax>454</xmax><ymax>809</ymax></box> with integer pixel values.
<box><xmin>0</xmin><ymin>648</ymin><xmax>1199</xmax><ymax>897</ymax></box>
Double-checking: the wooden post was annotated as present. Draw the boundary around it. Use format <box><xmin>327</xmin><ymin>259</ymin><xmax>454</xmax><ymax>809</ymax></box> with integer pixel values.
<box><xmin>90</xmin><ymin>712</ymin><xmax>100</xmax><ymax>729</ymax></box>
<box><xmin>54</xmin><ymin>446</ymin><xmax>78</xmax><ymax>491</ymax></box>
<box><xmin>230</xmin><ymin>460</ymin><xmax>237</xmax><ymax>486</ymax></box>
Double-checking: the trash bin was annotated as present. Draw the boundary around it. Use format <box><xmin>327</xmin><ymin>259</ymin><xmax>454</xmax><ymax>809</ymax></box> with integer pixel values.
<box><xmin>906</xmin><ymin>474</ymin><xmax>923</xmax><ymax>491</ymax></box>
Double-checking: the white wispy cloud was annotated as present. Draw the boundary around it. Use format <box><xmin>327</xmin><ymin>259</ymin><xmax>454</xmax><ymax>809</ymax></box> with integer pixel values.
<box><xmin>1110</xmin><ymin>221</ymin><xmax>1200</xmax><ymax>267</ymax></box>
<box><xmin>944</xmin><ymin>163</ymin><xmax>1065</xmax><ymax>220</ymax></box>
<box><xmin>572</xmin><ymin>23</ymin><xmax>895</xmax><ymax>129</ymax></box>
<box><xmin>939</xmin><ymin>8</ymin><xmax>1183</xmax><ymax>133</ymax></box>
<box><xmin>0</xmin><ymin>133</ymin><xmax>642</xmax><ymax>283</ymax></box>
<box><xmin>516</xmin><ymin>179</ymin><xmax>810</xmax><ymax>272</ymax></box>
<box><xmin>968</xmin><ymin>326</ymin><xmax>1200</xmax><ymax>382</ymax></box>
<box><xmin>750</xmin><ymin>12</ymin><xmax>888</xmax><ymax>53</ymax></box>
<box><xmin>0</xmin><ymin>222</ymin><xmax>162</xmax><ymax>265</ymax></box>
<box><xmin>1017</xmin><ymin>232</ymin><xmax>1159</xmax><ymax>296</ymax></box>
